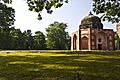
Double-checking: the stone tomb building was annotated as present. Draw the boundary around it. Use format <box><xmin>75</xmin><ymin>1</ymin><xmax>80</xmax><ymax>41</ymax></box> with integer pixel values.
<box><xmin>71</xmin><ymin>13</ymin><xmax>115</xmax><ymax>50</ymax></box>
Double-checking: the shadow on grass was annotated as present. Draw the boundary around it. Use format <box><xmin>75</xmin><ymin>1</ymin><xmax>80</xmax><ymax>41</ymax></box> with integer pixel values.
<box><xmin>0</xmin><ymin>52</ymin><xmax>120</xmax><ymax>80</ymax></box>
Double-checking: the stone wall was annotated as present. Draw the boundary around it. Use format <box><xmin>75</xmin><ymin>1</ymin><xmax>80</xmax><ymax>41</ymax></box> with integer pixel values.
<box><xmin>71</xmin><ymin>28</ymin><xmax>115</xmax><ymax>51</ymax></box>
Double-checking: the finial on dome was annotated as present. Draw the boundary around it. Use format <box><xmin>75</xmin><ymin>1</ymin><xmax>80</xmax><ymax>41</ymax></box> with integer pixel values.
<box><xmin>89</xmin><ymin>11</ymin><xmax>93</xmax><ymax>15</ymax></box>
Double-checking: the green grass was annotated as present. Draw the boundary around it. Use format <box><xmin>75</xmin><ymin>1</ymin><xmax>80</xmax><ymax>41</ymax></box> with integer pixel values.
<box><xmin>0</xmin><ymin>51</ymin><xmax>120</xmax><ymax>80</ymax></box>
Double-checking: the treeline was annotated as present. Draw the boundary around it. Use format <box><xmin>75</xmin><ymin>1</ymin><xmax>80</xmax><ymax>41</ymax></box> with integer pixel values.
<box><xmin>0</xmin><ymin>22</ymin><xmax>71</xmax><ymax>50</ymax></box>
<box><xmin>0</xmin><ymin>2</ymin><xmax>70</xmax><ymax>50</ymax></box>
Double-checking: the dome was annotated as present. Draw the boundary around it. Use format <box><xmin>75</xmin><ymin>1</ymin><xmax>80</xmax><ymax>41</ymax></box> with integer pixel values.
<box><xmin>80</xmin><ymin>12</ymin><xmax>103</xmax><ymax>29</ymax></box>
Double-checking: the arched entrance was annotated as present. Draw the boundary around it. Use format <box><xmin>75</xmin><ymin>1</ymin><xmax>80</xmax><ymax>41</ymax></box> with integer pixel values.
<box><xmin>73</xmin><ymin>34</ymin><xmax>77</xmax><ymax>50</ymax></box>
<box><xmin>96</xmin><ymin>32</ymin><xmax>107</xmax><ymax>50</ymax></box>
<box><xmin>98</xmin><ymin>38</ymin><xmax>102</xmax><ymax>50</ymax></box>
<box><xmin>81</xmin><ymin>36</ymin><xmax>88</xmax><ymax>50</ymax></box>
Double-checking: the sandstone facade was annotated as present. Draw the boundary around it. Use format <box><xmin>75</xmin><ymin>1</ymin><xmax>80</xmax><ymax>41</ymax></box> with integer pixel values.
<box><xmin>71</xmin><ymin>12</ymin><xmax>115</xmax><ymax>50</ymax></box>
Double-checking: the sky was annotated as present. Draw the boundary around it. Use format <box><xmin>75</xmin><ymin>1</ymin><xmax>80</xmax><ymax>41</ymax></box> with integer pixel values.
<box><xmin>11</xmin><ymin>0</ymin><xmax>116</xmax><ymax>34</ymax></box>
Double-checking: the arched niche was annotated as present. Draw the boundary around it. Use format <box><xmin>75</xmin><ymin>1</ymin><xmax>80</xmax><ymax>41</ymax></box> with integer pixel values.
<box><xmin>81</xmin><ymin>36</ymin><xmax>88</xmax><ymax>50</ymax></box>
<box><xmin>96</xmin><ymin>31</ymin><xmax>107</xmax><ymax>50</ymax></box>
<box><xmin>73</xmin><ymin>34</ymin><xmax>77</xmax><ymax>50</ymax></box>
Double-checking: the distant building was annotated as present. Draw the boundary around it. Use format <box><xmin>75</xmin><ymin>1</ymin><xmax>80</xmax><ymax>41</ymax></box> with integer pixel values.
<box><xmin>71</xmin><ymin>12</ymin><xmax>115</xmax><ymax>50</ymax></box>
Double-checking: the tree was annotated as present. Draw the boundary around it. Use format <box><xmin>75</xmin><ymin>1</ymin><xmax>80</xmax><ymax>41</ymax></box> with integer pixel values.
<box><xmin>66</xmin><ymin>34</ymin><xmax>71</xmax><ymax>50</ymax></box>
<box><xmin>93</xmin><ymin>0</ymin><xmax>120</xmax><ymax>23</ymax></box>
<box><xmin>1</xmin><ymin>0</ymin><xmax>12</xmax><ymax>3</ymax></box>
<box><xmin>1</xmin><ymin>0</ymin><xmax>68</xmax><ymax>20</ymax></box>
<box><xmin>33</xmin><ymin>31</ymin><xmax>46</xmax><ymax>50</ymax></box>
<box><xmin>3</xmin><ymin>0</ymin><xmax>120</xmax><ymax>23</ymax></box>
<box><xmin>0</xmin><ymin>27</ymin><xmax>12</xmax><ymax>49</ymax></box>
<box><xmin>0</xmin><ymin>1</ymin><xmax>15</xmax><ymax>28</ymax></box>
<box><xmin>27</xmin><ymin>0</ymin><xmax>120</xmax><ymax>23</ymax></box>
<box><xmin>10</xmin><ymin>27</ymin><xmax>24</xmax><ymax>49</ymax></box>
<box><xmin>0</xmin><ymin>0</ymin><xmax>15</xmax><ymax>49</ymax></box>
<box><xmin>114</xmin><ymin>32</ymin><xmax>119</xmax><ymax>50</ymax></box>
<box><xmin>27</xmin><ymin>0</ymin><xmax>68</xmax><ymax>20</ymax></box>
<box><xmin>46</xmin><ymin>22</ymin><xmax>70</xmax><ymax>50</ymax></box>
<box><xmin>23</xmin><ymin>30</ymin><xmax>34</xmax><ymax>50</ymax></box>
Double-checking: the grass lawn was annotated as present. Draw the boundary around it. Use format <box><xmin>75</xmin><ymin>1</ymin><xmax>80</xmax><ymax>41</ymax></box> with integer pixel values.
<box><xmin>0</xmin><ymin>51</ymin><xmax>120</xmax><ymax>80</ymax></box>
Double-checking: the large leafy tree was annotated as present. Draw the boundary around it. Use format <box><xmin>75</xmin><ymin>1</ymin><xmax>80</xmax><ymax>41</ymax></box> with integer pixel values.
<box><xmin>23</xmin><ymin>30</ymin><xmax>34</xmax><ymax>50</ymax></box>
<box><xmin>0</xmin><ymin>0</ymin><xmax>15</xmax><ymax>49</ymax></box>
<box><xmin>93</xmin><ymin>0</ymin><xmax>120</xmax><ymax>23</ymax></box>
<box><xmin>0</xmin><ymin>27</ymin><xmax>11</xmax><ymax>49</ymax></box>
<box><xmin>10</xmin><ymin>27</ymin><xmax>23</xmax><ymax>49</ymax></box>
<box><xmin>46</xmin><ymin>22</ymin><xmax>70</xmax><ymax>50</ymax></box>
<box><xmin>33</xmin><ymin>31</ymin><xmax>46</xmax><ymax>50</ymax></box>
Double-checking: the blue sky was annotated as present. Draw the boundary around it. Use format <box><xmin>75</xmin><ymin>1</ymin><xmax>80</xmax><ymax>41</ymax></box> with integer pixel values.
<box><xmin>11</xmin><ymin>0</ymin><xmax>116</xmax><ymax>34</ymax></box>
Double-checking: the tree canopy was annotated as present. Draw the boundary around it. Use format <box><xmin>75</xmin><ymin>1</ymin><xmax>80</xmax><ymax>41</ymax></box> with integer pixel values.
<box><xmin>0</xmin><ymin>27</ymin><xmax>46</xmax><ymax>50</ymax></box>
<box><xmin>2</xmin><ymin>0</ymin><xmax>120</xmax><ymax>23</ymax></box>
<box><xmin>27</xmin><ymin>0</ymin><xmax>68</xmax><ymax>20</ymax></box>
<box><xmin>46</xmin><ymin>22</ymin><xmax>70</xmax><ymax>50</ymax></box>
<box><xmin>34</xmin><ymin>31</ymin><xmax>46</xmax><ymax>50</ymax></box>
<box><xmin>93</xmin><ymin>0</ymin><xmax>120</xmax><ymax>23</ymax></box>
<box><xmin>0</xmin><ymin>0</ymin><xmax>12</xmax><ymax>4</ymax></box>
<box><xmin>26</xmin><ymin>0</ymin><xmax>120</xmax><ymax>23</ymax></box>
<box><xmin>0</xmin><ymin>1</ymin><xmax>15</xmax><ymax>28</ymax></box>
<box><xmin>0</xmin><ymin>24</ymin><xmax>71</xmax><ymax>50</ymax></box>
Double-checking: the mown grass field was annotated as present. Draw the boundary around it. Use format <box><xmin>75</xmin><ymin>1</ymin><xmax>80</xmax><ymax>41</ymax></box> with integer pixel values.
<box><xmin>0</xmin><ymin>51</ymin><xmax>120</xmax><ymax>80</ymax></box>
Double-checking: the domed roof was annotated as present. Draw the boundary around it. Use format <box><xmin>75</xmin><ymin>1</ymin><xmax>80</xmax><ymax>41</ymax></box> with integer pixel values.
<box><xmin>80</xmin><ymin>12</ymin><xmax>103</xmax><ymax>29</ymax></box>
